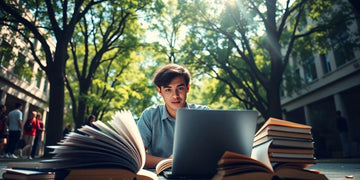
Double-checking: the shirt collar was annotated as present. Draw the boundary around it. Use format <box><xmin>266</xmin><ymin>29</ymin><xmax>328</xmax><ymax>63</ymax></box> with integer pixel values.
<box><xmin>161</xmin><ymin>103</ymin><xmax>189</xmax><ymax>121</ymax></box>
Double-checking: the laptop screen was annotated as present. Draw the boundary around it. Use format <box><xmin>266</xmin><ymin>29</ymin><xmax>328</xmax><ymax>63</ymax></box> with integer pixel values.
<box><xmin>171</xmin><ymin>109</ymin><xmax>258</xmax><ymax>178</ymax></box>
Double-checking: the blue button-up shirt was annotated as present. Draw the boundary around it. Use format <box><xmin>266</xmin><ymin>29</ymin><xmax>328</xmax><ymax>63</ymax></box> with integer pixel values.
<box><xmin>137</xmin><ymin>103</ymin><xmax>209</xmax><ymax>158</ymax></box>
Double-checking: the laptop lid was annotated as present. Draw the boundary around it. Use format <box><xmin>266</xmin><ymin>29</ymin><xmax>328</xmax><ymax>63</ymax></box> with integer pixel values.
<box><xmin>170</xmin><ymin>109</ymin><xmax>257</xmax><ymax>178</ymax></box>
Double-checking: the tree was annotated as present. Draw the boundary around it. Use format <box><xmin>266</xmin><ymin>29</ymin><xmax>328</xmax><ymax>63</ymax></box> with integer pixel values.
<box><xmin>0</xmin><ymin>0</ymin><xmax>152</xmax><ymax>156</ymax></box>
<box><xmin>0</xmin><ymin>0</ymin><xmax>107</xmax><ymax>155</ymax></box>
<box><xmin>147</xmin><ymin>0</ymin><xmax>191</xmax><ymax>63</ymax></box>
<box><xmin>64</xmin><ymin>1</ymin><xmax>152</xmax><ymax>128</ymax></box>
<box><xmin>180</xmin><ymin>0</ymin><xmax>357</xmax><ymax>119</ymax></box>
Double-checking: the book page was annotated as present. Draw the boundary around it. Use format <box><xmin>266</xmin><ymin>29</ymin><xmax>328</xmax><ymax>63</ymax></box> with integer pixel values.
<box><xmin>216</xmin><ymin>164</ymin><xmax>271</xmax><ymax>176</ymax></box>
<box><xmin>274</xmin><ymin>166</ymin><xmax>327</xmax><ymax>180</ymax></box>
<box><xmin>45</xmin><ymin>134</ymin><xmax>139</xmax><ymax>171</ymax></box>
<box><xmin>108</xmin><ymin>110</ymin><xmax>146</xmax><ymax>170</ymax></box>
<box><xmin>218</xmin><ymin>151</ymin><xmax>273</xmax><ymax>173</ymax></box>
<box><xmin>79</xmin><ymin>125</ymin><xmax>138</xmax><ymax>159</ymax></box>
<box><xmin>59</xmin><ymin>129</ymin><xmax>137</xmax><ymax>159</ymax></box>
<box><xmin>43</xmin><ymin>111</ymin><xmax>146</xmax><ymax>174</ymax></box>
<box><xmin>4</xmin><ymin>168</ymin><xmax>54</xmax><ymax>175</ymax></box>
<box><xmin>251</xmin><ymin>139</ymin><xmax>273</xmax><ymax>172</ymax></box>
<box><xmin>137</xmin><ymin>169</ymin><xmax>158</xmax><ymax>180</ymax></box>
<box><xmin>91</xmin><ymin>121</ymin><xmax>137</xmax><ymax>156</ymax></box>
<box><xmin>155</xmin><ymin>158</ymin><xmax>172</xmax><ymax>175</ymax></box>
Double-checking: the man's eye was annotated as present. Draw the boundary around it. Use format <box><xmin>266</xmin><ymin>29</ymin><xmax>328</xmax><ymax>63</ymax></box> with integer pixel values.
<box><xmin>164</xmin><ymin>89</ymin><xmax>171</xmax><ymax>92</ymax></box>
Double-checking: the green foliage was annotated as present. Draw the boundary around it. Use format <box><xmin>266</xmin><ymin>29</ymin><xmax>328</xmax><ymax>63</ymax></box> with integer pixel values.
<box><xmin>0</xmin><ymin>42</ymin><xmax>14</xmax><ymax>67</ymax></box>
<box><xmin>13</xmin><ymin>54</ymin><xmax>33</xmax><ymax>81</ymax></box>
<box><xmin>173</xmin><ymin>0</ymin><xmax>359</xmax><ymax>119</ymax></box>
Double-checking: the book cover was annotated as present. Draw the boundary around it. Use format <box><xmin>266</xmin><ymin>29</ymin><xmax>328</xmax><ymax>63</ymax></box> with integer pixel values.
<box><xmin>255</xmin><ymin>118</ymin><xmax>312</xmax><ymax>137</ymax></box>
<box><xmin>2</xmin><ymin>168</ymin><xmax>55</xmax><ymax>180</ymax></box>
<box><xmin>253</xmin><ymin>136</ymin><xmax>314</xmax><ymax>148</ymax></box>
<box><xmin>254</xmin><ymin>128</ymin><xmax>313</xmax><ymax>141</ymax></box>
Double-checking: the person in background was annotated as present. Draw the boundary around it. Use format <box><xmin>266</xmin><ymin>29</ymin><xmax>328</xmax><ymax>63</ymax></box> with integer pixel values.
<box><xmin>5</xmin><ymin>102</ymin><xmax>23</xmax><ymax>159</ymax></box>
<box><xmin>20</xmin><ymin>111</ymin><xmax>38</xmax><ymax>159</ymax></box>
<box><xmin>0</xmin><ymin>104</ymin><xmax>8</xmax><ymax>157</ymax></box>
<box><xmin>86</xmin><ymin>115</ymin><xmax>96</xmax><ymax>128</ymax></box>
<box><xmin>31</xmin><ymin>113</ymin><xmax>44</xmax><ymax>158</ymax></box>
<box><xmin>137</xmin><ymin>64</ymin><xmax>209</xmax><ymax>168</ymax></box>
<box><xmin>335</xmin><ymin>110</ymin><xmax>352</xmax><ymax>158</ymax></box>
<box><xmin>63</xmin><ymin>123</ymin><xmax>72</xmax><ymax>138</ymax></box>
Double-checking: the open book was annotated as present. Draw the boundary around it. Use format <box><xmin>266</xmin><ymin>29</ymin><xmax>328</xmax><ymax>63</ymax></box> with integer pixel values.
<box><xmin>5</xmin><ymin>110</ymin><xmax>159</xmax><ymax>180</ymax></box>
<box><xmin>212</xmin><ymin>140</ymin><xmax>327</xmax><ymax>180</ymax></box>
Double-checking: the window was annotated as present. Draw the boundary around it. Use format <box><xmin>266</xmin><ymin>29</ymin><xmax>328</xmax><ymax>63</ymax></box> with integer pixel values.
<box><xmin>320</xmin><ymin>53</ymin><xmax>331</xmax><ymax>74</ymax></box>
<box><xmin>43</xmin><ymin>80</ymin><xmax>48</xmax><ymax>93</ymax></box>
<box><xmin>330</xmin><ymin>30</ymin><xmax>355</xmax><ymax>67</ymax></box>
<box><xmin>24</xmin><ymin>61</ymin><xmax>33</xmax><ymax>82</ymax></box>
<box><xmin>35</xmin><ymin>69</ymin><xmax>42</xmax><ymax>88</ymax></box>
<box><xmin>13</xmin><ymin>54</ymin><xmax>33</xmax><ymax>82</ymax></box>
<box><xmin>13</xmin><ymin>54</ymin><xmax>26</xmax><ymax>76</ymax></box>
<box><xmin>0</xmin><ymin>41</ymin><xmax>14</xmax><ymax>68</ymax></box>
<box><xmin>303</xmin><ymin>56</ymin><xmax>317</xmax><ymax>83</ymax></box>
<box><xmin>294</xmin><ymin>69</ymin><xmax>301</xmax><ymax>88</ymax></box>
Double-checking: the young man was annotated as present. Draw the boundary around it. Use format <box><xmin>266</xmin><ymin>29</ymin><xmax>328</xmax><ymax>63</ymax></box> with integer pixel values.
<box><xmin>137</xmin><ymin>64</ymin><xmax>209</xmax><ymax>168</ymax></box>
<box><xmin>5</xmin><ymin>102</ymin><xmax>23</xmax><ymax>158</ymax></box>
<box><xmin>335</xmin><ymin>110</ymin><xmax>352</xmax><ymax>158</ymax></box>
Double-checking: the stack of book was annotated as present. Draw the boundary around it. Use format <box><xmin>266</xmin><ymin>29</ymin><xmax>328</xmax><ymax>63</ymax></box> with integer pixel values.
<box><xmin>253</xmin><ymin>117</ymin><xmax>315</xmax><ymax>164</ymax></box>
<box><xmin>212</xmin><ymin>117</ymin><xmax>327</xmax><ymax>180</ymax></box>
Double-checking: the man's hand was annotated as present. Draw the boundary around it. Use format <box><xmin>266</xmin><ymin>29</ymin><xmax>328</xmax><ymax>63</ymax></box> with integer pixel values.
<box><xmin>144</xmin><ymin>153</ymin><xmax>170</xmax><ymax>169</ymax></box>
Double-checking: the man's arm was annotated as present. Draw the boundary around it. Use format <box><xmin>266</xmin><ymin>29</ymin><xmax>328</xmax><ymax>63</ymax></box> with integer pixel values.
<box><xmin>144</xmin><ymin>153</ymin><xmax>171</xmax><ymax>169</ymax></box>
<box><xmin>18</xmin><ymin>119</ymin><xmax>23</xmax><ymax>138</ymax></box>
<box><xmin>18</xmin><ymin>119</ymin><xmax>22</xmax><ymax>130</ymax></box>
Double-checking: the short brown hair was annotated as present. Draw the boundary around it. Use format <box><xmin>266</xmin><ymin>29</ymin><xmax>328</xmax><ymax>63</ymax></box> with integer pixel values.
<box><xmin>153</xmin><ymin>64</ymin><xmax>190</xmax><ymax>87</ymax></box>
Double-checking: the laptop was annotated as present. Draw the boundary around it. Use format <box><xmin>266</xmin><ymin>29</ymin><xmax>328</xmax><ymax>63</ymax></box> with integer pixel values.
<box><xmin>164</xmin><ymin>108</ymin><xmax>258</xmax><ymax>179</ymax></box>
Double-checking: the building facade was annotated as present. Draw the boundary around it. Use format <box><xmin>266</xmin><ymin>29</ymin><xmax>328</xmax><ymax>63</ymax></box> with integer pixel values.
<box><xmin>281</xmin><ymin>8</ymin><xmax>360</xmax><ymax>158</ymax></box>
<box><xmin>0</xmin><ymin>24</ymin><xmax>54</xmax><ymax>157</ymax></box>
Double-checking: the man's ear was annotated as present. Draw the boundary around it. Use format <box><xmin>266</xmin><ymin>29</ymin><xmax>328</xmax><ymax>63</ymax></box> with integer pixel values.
<box><xmin>187</xmin><ymin>84</ymin><xmax>190</xmax><ymax>92</ymax></box>
<box><xmin>157</xmin><ymin>87</ymin><xmax>162</xmax><ymax>95</ymax></box>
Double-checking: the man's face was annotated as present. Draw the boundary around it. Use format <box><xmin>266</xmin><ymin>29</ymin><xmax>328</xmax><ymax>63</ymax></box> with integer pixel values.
<box><xmin>157</xmin><ymin>76</ymin><xmax>189</xmax><ymax>118</ymax></box>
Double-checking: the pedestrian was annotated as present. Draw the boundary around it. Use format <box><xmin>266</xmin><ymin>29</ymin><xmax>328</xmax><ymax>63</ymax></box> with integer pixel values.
<box><xmin>0</xmin><ymin>104</ymin><xmax>8</xmax><ymax>157</ymax></box>
<box><xmin>335</xmin><ymin>110</ymin><xmax>352</xmax><ymax>158</ymax></box>
<box><xmin>20</xmin><ymin>111</ymin><xmax>38</xmax><ymax>159</ymax></box>
<box><xmin>31</xmin><ymin>112</ymin><xmax>44</xmax><ymax>158</ymax></box>
<box><xmin>86</xmin><ymin>115</ymin><xmax>96</xmax><ymax>128</ymax></box>
<box><xmin>137</xmin><ymin>64</ymin><xmax>210</xmax><ymax>168</ymax></box>
<box><xmin>62</xmin><ymin>123</ymin><xmax>72</xmax><ymax>138</ymax></box>
<box><xmin>4</xmin><ymin>102</ymin><xmax>23</xmax><ymax>159</ymax></box>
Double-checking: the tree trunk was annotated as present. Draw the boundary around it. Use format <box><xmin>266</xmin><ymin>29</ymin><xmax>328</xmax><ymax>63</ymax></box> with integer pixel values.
<box><xmin>44</xmin><ymin>69</ymin><xmax>65</xmax><ymax>157</ymax></box>
<box><xmin>266</xmin><ymin>83</ymin><xmax>283</xmax><ymax>119</ymax></box>
<box><xmin>75</xmin><ymin>95</ymin><xmax>87</xmax><ymax>129</ymax></box>
<box><xmin>43</xmin><ymin>42</ymin><xmax>68</xmax><ymax>157</ymax></box>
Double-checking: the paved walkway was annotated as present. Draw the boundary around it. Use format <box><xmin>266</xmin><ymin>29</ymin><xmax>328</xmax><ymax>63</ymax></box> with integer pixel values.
<box><xmin>0</xmin><ymin>158</ymin><xmax>359</xmax><ymax>179</ymax></box>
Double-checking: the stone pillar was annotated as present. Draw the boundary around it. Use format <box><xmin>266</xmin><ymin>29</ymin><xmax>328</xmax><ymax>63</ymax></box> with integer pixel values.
<box><xmin>0</xmin><ymin>91</ymin><xmax>6</xmax><ymax>105</ymax></box>
<box><xmin>304</xmin><ymin>105</ymin><xmax>312</xmax><ymax>126</ymax></box>
<box><xmin>23</xmin><ymin>102</ymin><xmax>30</xmax><ymax>123</ymax></box>
<box><xmin>334</xmin><ymin>93</ymin><xmax>347</xmax><ymax>118</ymax></box>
